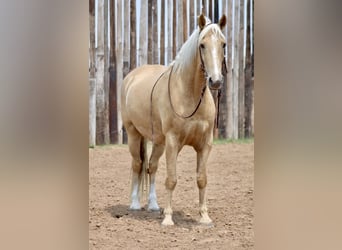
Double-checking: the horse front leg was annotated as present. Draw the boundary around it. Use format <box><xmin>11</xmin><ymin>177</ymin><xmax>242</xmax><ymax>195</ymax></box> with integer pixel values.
<box><xmin>161</xmin><ymin>134</ymin><xmax>179</xmax><ymax>226</ymax></box>
<box><xmin>196</xmin><ymin>143</ymin><xmax>213</xmax><ymax>224</ymax></box>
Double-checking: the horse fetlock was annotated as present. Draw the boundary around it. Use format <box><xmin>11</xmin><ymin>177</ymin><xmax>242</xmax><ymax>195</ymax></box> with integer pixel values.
<box><xmin>163</xmin><ymin>206</ymin><xmax>173</xmax><ymax>215</ymax></box>
<box><xmin>165</xmin><ymin>177</ymin><xmax>177</xmax><ymax>190</ymax></box>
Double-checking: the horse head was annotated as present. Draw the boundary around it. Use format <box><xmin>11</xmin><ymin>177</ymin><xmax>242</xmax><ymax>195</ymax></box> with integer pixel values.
<box><xmin>198</xmin><ymin>14</ymin><xmax>227</xmax><ymax>90</ymax></box>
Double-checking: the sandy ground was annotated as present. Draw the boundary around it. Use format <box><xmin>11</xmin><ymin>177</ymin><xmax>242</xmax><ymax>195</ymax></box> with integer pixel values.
<box><xmin>89</xmin><ymin>142</ymin><xmax>254</xmax><ymax>249</ymax></box>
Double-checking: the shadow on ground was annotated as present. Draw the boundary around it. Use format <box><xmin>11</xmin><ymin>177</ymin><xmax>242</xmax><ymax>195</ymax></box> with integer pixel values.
<box><xmin>105</xmin><ymin>204</ymin><xmax>200</xmax><ymax>228</ymax></box>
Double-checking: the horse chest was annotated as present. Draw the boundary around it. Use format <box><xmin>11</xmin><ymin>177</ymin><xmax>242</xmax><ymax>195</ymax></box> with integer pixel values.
<box><xmin>181</xmin><ymin>120</ymin><xmax>210</xmax><ymax>144</ymax></box>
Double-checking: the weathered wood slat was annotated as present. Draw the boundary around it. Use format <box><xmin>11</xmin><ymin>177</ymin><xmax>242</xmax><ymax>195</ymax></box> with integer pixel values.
<box><xmin>96</xmin><ymin>0</ymin><xmax>108</xmax><ymax>145</ymax></box>
<box><xmin>89</xmin><ymin>0</ymin><xmax>96</xmax><ymax>146</ymax></box>
<box><xmin>130</xmin><ymin>0</ymin><xmax>136</xmax><ymax>71</ymax></box>
<box><xmin>116</xmin><ymin>0</ymin><xmax>124</xmax><ymax>144</ymax></box>
<box><xmin>183</xmin><ymin>0</ymin><xmax>188</xmax><ymax>41</ymax></box>
<box><xmin>244</xmin><ymin>0</ymin><xmax>253</xmax><ymax>138</ymax></box>
<box><xmin>152</xmin><ymin>0</ymin><xmax>159</xmax><ymax>64</ymax></box>
<box><xmin>167</xmin><ymin>0</ymin><xmax>173</xmax><ymax>63</ymax></box>
<box><xmin>139</xmin><ymin>0</ymin><xmax>148</xmax><ymax>66</ymax></box>
<box><xmin>160</xmin><ymin>0</ymin><xmax>165</xmax><ymax>65</ymax></box>
<box><xmin>148</xmin><ymin>0</ymin><xmax>153</xmax><ymax>64</ymax></box>
<box><xmin>238</xmin><ymin>0</ymin><xmax>245</xmax><ymax>138</ymax></box>
<box><xmin>109</xmin><ymin>0</ymin><xmax>118</xmax><ymax>144</ymax></box>
<box><xmin>172</xmin><ymin>0</ymin><xmax>177</xmax><ymax>58</ymax></box>
<box><xmin>232</xmin><ymin>0</ymin><xmax>240</xmax><ymax>139</ymax></box>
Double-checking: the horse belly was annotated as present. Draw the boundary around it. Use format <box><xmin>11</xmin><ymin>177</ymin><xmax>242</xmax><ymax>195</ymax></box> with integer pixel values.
<box><xmin>122</xmin><ymin>65</ymin><xmax>167</xmax><ymax>142</ymax></box>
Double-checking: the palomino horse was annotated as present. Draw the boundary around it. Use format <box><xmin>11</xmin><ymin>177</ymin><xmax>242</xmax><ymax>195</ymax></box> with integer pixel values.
<box><xmin>121</xmin><ymin>14</ymin><xmax>227</xmax><ymax>226</ymax></box>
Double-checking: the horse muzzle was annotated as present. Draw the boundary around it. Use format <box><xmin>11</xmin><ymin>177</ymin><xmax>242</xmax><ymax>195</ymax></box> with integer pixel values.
<box><xmin>208</xmin><ymin>76</ymin><xmax>223</xmax><ymax>90</ymax></box>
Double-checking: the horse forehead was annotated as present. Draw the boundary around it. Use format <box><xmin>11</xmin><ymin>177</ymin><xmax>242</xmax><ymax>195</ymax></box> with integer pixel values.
<box><xmin>200</xmin><ymin>28</ymin><xmax>225</xmax><ymax>43</ymax></box>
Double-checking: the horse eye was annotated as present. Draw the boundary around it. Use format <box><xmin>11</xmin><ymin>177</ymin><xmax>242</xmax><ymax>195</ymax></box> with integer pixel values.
<box><xmin>200</xmin><ymin>44</ymin><xmax>205</xmax><ymax>49</ymax></box>
<box><xmin>223</xmin><ymin>43</ymin><xmax>226</xmax><ymax>48</ymax></box>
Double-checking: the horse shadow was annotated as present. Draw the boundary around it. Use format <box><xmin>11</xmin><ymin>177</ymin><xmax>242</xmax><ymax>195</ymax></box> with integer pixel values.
<box><xmin>105</xmin><ymin>204</ymin><xmax>199</xmax><ymax>228</ymax></box>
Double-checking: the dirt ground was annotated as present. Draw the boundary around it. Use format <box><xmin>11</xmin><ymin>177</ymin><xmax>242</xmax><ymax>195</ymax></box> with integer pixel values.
<box><xmin>89</xmin><ymin>142</ymin><xmax>254</xmax><ymax>250</ymax></box>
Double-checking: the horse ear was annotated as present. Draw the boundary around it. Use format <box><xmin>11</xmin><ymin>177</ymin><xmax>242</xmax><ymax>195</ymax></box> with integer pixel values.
<box><xmin>218</xmin><ymin>14</ymin><xmax>227</xmax><ymax>29</ymax></box>
<box><xmin>198</xmin><ymin>14</ymin><xmax>206</xmax><ymax>30</ymax></box>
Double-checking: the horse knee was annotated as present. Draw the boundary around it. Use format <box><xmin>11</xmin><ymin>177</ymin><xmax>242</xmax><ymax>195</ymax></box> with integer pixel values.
<box><xmin>197</xmin><ymin>175</ymin><xmax>207</xmax><ymax>189</ymax></box>
<box><xmin>165</xmin><ymin>177</ymin><xmax>177</xmax><ymax>190</ymax></box>
<box><xmin>132</xmin><ymin>158</ymin><xmax>142</xmax><ymax>173</ymax></box>
<box><xmin>148</xmin><ymin>161</ymin><xmax>158</xmax><ymax>174</ymax></box>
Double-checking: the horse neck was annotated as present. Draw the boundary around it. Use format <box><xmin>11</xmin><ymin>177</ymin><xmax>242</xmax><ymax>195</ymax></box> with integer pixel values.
<box><xmin>173</xmin><ymin>53</ymin><xmax>206</xmax><ymax>106</ymax></box>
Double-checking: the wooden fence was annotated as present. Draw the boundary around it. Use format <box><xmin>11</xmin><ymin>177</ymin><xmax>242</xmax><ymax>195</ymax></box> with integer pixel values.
<box><xmin>89</xmin><ymin>0</ymin><xmax>254</xmax><ymax>146</ymax></box>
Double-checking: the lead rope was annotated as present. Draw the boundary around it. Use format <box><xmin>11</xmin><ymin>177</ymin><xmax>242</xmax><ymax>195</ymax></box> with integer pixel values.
<box><xmin>168</xmin><ymin>64</ymin><xmax>207</xmax><ymax>119</ymax></box>
<box><xmin>216</xmin><ymin>89</ymin><xmax>221</xmax><ymax>129</ymax></box>
<box><xmin>167</xmin><ymin>46</ymin><xmax>208</xmax><ymax>119</ymax></box>
<box><xmin>215</xmin><ymin>58</ymin><xmax>227</xmax><ymax>130</ymax></box>
<box><xmin>150</xmin><ymin>67</ymin><xmax>171</xmax><ymax>143</ymax></box>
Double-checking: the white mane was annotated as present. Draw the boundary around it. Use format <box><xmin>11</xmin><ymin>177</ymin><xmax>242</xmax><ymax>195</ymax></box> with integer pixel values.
<box><xmin>171</xmin><ymin>17</ymin><xmax>225</xmax><ymax>73</ymax></box>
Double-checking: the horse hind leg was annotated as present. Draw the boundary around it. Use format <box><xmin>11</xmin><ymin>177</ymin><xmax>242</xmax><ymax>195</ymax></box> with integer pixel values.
<box><xmin>127</xmin><ymin>125</ymin><xmax>145</xmax><ymax>210</ymax></box>
<box><xmin>147</xmin><ymin>143</ymin><xmax>165</xmax><ymax>211</ymax></box>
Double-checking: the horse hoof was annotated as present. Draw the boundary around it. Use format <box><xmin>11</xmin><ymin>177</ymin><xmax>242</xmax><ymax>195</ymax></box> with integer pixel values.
<box><xmin>129</xmin><ymin>203</ymin><xmax>142</xmax><ymax>211</ymax></box>
<box><xmin>161</xmin><ymin>216</ymin><xmax>174</xmax><ymax>226</ymax></box>
<box><xmin>147</xmin><ymin>202</ymin><xmax>160</xmax><ymax>212</ymax></box>
<box><xmin>148</xmin><ymin>207</ymin><xmax>160</xmax><ymax>212</ymax></box>
<box><xmin>199</xmin><ymin>218</ymin><xmax>214</xmax><ymax>227</ymax></box>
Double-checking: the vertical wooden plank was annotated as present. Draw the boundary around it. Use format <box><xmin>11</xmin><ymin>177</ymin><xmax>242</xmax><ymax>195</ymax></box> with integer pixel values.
<box><xmin>244</xmin><ymin>0</ymin><xmax>253</xmax><ymax>137</ymax></box>
<box><xmin>123</xmin><ymin>0</ymin><xmax>130</xmax><ymax>77</ymax></box>
<box><xmin>201</xmin><ymin>0</ymin><xmax>206</xmax><ymax>15</ymax></box>
<box><xmin>196</xmin><ymin>0</ymin><xmax>201</xmax><ymax>17</ymax></box>
<box><xmin>89</xmin><ymin>0</ymin><xmax>96</xmax><ymax>80</ymax></box>
<box><xmin>104</xmin><ymin>0</ymin><xmax>110</xmax><ymax>144</ymax></box>
<box><xmin>167</xmin><ymin>0</ymin><xmax>173</xmax><ymax>63</ymax></box>
<box><xmin>189</xmin><ymin>0</ymin><xmax>194</xmax><ymax>32</ymax></box>
<box><xmin>130</xmin><ymin>0</ymin><xmax>136</xmax><ymax>70</ymax></box>
<box><xmin>218</xmin><ymin>0</ymin><xmax>227</xmax><ymax>138</ymax></box>
<box><xmin>139</xmin><ymin>0</ymin><xmax>148</xmax><ymax>65</ymax></box>
<box><xmin>208</xmin><ymin>0</ymin><xmax>212</xmax><ymax>20</ymax></box>
<box><xmin>89</xmin><ymin>0</ymin><xmax>96</xmax><ymax>147</ymax></box>
<box><xmin>238</xmin><ymin>0</ymin><xmax>245</xmax><ymax>138</ymax></box>
<box><xmin>213</xmin><ymin>0</ymin><xmax>218</xmax><ymax>22</ymax></box>
<box><xmin>172</xmin><ymin>0</ymin><xmax>177</xmax><ymax>58</ymax></box>
<box><xmin>152</xmin><ymin>0</ymin><xmax>158</xmax><ymax>64</ymax></box>
<box><xmin>231</xmin><ymin>0</ymin><xmax>240</xmax><ymax>139</ymax></box>
<box><xmin>177</xmin><ymin>0</ymin><xmax>184</xmax><ymax>52</ymax></box>
<box><xmin>227</xmin><ymin>0</ymin><xmax>234</xmax><ymax>138</ymax></box>
<box><xmin>109</xmin><ymin>0</ymin><xmax>118</xmax><ymax>144</ymax></box>
<box><xmin>148</xmin><ymin>0</ymin><xmax>153</xmax><ymax>64</ymax></box>
<box><xmin>160</xmin><ymin>0</ymin><xmax>165</xmax><ymax>65</ymax></box>
<box><xmin>116</xmin><ymin>0</ymin><xmax>124</xmax><ymax>144</ymax></box>
<box><xmin>96</xmin><ymin>0</ymin><xmax>106</xmax><ymax>144</ymax></box>
<box><xmin>251</xmin><ymin>0</ymin><xmax>254</xmax><ymax>136</ymax></box>
<box><xmin>183</xmin><ymin>0</ymin><xmax>188</xmax><ymax>41</ymax></box>
<box><xmin>122</xmin><ymin>0</ymin><xmax>130</xmax><ymax>144</ymax></box>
